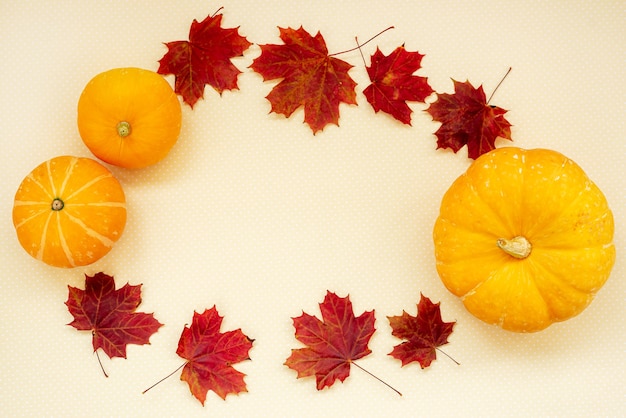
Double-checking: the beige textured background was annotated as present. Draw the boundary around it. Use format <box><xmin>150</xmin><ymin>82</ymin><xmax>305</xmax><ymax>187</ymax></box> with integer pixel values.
<box><xmin>1</xmin><ymin>1</ymin><xmax>624</xmax><ymax>416</ymax></box>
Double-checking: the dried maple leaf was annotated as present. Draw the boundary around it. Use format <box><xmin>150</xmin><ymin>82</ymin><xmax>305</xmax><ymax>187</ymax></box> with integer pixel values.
<box><xmin>425</xmin><ymin>79</ymin><xmax>512</xmax><ymax>159</ymax></box>
<box><xmin>66</xmin><ymin>272</ymin><xmax>162</xmax><ymax>359</ymax></box>
<box><xmin>157</xmin><ymin>10</ymin><xmax>251</xmax><ymax>108</ymax></box>
<box><xmin>176</xmin><ymin>307</ymin><xmax>253</xmax><ymax>405</ymax></box>
<box><xmin>388</xmin><ymin>293</ymin><xmax>456</xmax><ymax>369</ymax></box>
<box><xmin>250</xmin><ymin>27</ymin><xmax>357</xmax><ymax>133</ymax></box>
<box><xmin>285</xmin><ymin>291</ymin><xmax>375</xmax><ymax>390</ymax></box>
<box><xmin>363</xmin><ymin>45</ymin><xmax>433</xmax><ymax>124</ymax></box>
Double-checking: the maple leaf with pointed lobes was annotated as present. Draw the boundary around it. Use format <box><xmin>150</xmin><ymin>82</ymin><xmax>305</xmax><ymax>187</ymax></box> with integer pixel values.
<box><xmin>426</xmin><ymin>79</ymin><xmax>512</xmax><ymax>159</ymax></box>
<box><xmin>388</xmin><ymin>293</ymin><xmax>456</xmax><ymax>369</ymax></box>
<box><xmin>363</xmin><ymin>46</ymin><xmax>433</xmax><ymax>124</ymax></box>
<box><xmin>65</xmin><ymin>272</ymin><xmax>162</xmax><ymax>359</ymax></box>
<box><xmin>157</xmin><ymin>11</ymin><xmax>251</xmax><ymax>108</ymax></box>
<box><xmin>176</xmin><ymin>307</ymin><xmax>253</xmax><ymax>405</ymax></box>
<box><xmin>285</xmin><ymin>291</ymin><xmax>375</xmax><ymax>390</ymax></box>
<box><xmin>250</xmin><ymin>27</ymin><xmax>357</xmax><ymax>134</ymax></box>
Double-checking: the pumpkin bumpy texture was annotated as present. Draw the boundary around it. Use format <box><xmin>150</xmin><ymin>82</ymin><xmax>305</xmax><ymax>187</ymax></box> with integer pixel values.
<box><xmin>433</xmin><ymin>147</ymin><xmax>615</xmax><ymax>332</ymax></box>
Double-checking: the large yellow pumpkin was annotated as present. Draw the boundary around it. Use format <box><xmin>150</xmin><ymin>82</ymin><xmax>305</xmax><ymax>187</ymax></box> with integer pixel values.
<box><xmin>77</xmin><ymin>67</ymin><xmax>182</xmax><ymax>169</ymax></box>
<box><xmin>433</xmin><ymin>147</ymin><xmax>615</xmax><ymax>332</ymax></box>
<box><xmin>13</xmin><ymin>156</ymin><xmax>126</xmax><ymax>268</ymax></box>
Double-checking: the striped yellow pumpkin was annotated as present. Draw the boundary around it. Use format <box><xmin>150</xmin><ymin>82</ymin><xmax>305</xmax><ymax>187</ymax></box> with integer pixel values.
<box><xmin>13</xmin><ymin>156</ymin><xmax>126</xmax><ymax>268</ymax></box>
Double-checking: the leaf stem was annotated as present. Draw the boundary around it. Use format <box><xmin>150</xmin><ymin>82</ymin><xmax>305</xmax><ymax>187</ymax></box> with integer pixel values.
<box><xmin>211</xmin><ymin>6</ymin><xmax>224</xmax><ymax>18</ymax></box>
<box><xmin>329</xmin><ymin>26</ymin><xmax>394</xmax><ymax>57</ymax></box>
<box><xmin>95</xmin><ymin>349</ymin><xmax>108</xmax><ymax>378</ymax></box>
<box><xmin>142</xmin><ymin>362</ymin><xmax>187</xmax><ymax>395</ymax></box>
<box><xmin>355</xmin><ymin>36</ymin><xmax>367</xmax><ymax>68</ymax></box>
<box><xmin>436</xmin><ymin>348</ymin><xmax>460</xmax><ymax>366</ymax></box>
<box><xmin>352</xmin><ymin>361</ymin><xmax>402</xmax><ymax>396</ymax></box>
<box><xmin>487</xmin><ymin>67</ymin><xmax>512</xmax><ymax>104</ymax></box>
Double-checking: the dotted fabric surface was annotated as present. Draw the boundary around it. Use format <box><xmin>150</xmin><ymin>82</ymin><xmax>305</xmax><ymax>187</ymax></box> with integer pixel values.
<box><xmin>1</xmin><ymin>1</ymin><xmax>625</xmax><ymax>417</ymax></box>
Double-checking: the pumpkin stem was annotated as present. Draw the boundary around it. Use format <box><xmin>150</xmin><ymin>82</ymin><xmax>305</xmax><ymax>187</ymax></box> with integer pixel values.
<box><xmin>51</xmin><ymin>198</ymin><xmax>64</xmax><ymax>211</ymax></box>
<box><xmin>116</xmin><ymin>121</ymin><xmax>132</xmax><ymax>137</ymax></box>
<box><xmin>497</xmin><ymin>236</ymin><xmax>531</xmax><ymax>259</ymax></box>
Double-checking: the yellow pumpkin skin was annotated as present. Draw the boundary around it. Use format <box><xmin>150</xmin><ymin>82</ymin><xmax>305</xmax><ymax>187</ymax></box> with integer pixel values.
<box><xmin>433</xmin><ymin>147</ymin><xmax>615</xmax><ymax>332</ymax></box>
<box><xmin>77</xmin><ymin>67</ymin><xmax>182</xmax><ymax>169</ymax></box>
<box><xmin>13</xmin><ymin>156</ymin><xmax>126</xmax><ymax>268</ymax></box>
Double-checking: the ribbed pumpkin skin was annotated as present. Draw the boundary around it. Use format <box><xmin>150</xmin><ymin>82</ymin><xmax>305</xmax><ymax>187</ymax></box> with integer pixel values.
<box><xmin>77</xmin><ymin>67</ymin><xmax>182</xmax><ymax>169</ymax></box>
<box><xmin>13</xmin><ymin>156</ymin><xmax>127</xmax><ymax>268</ymax></box>
<box><xmin>433</xmin><ymin>147</ymin><xmax>615</xmax><ymax>332</ymax></box>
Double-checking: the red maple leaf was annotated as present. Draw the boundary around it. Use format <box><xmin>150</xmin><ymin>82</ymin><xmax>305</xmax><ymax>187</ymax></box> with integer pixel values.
<box><xmin>157</xmin><ymin>10</ymin><xmax>251</xmax><ymax>108</ymax></box>
<box><xmin>66</xmin><ymin>272</ymin><xmax>162</xmax><ymax>359</ymax></box>
<box><xmin>176</xmin><ymin>307</ymin><xmax>253</xmax><ymax>405</ymax></box>
<box><xmin>285</xmin><ymin>291</ymin><xmax>375</xmax><ymax>390</ymax></box>
<box><xmin>250</xmin><ymin>27</ymin><xmax>357</xmax><ymax>133</ymax></box>
<box><xmin>425</xmin><ymin>79</ymin><xmax>512</xmax><ymax>159</ymax></box>
<box><xmin>388</xmin><ymin>294</ymin><xmax>456</xmax><ymax>369</ymax></box>
<box><xmin>363</xmin><ymin>46</ymin><xmax>433</xmax><ymax>124</ymax></box>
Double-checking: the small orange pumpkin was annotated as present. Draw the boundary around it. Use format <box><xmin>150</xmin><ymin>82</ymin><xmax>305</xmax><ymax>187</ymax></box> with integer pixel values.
<box><xmin>77</xmin><ymin>67</ymin><xmax>182</xmax><ymax>169</ymax></box>
<box><xmin>13</xmin><ymin>156</ymin><xmax>127</xmax><ymax>268</ymax></box>
<box><xmin>433</xmin><ymin>147</ymin><xmax>615</xmax><ymax>332</ymax></box>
